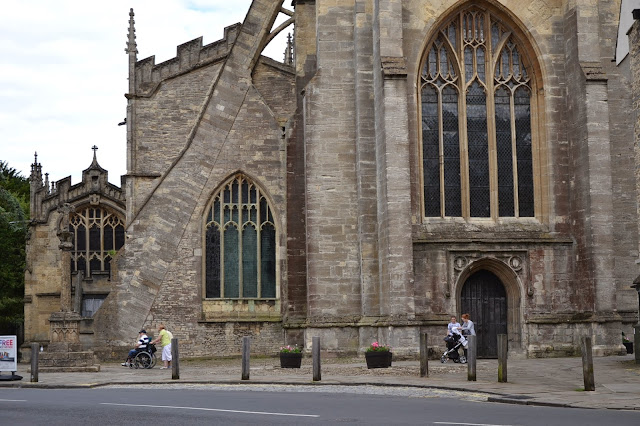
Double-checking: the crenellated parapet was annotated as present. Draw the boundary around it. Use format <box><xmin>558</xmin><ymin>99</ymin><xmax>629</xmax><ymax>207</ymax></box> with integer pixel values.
<box><xmin>30</xmin><ymin>149</ymin><xmax>125</xmax><ymax>224</ymax></box>
<box><xmin>132</xmin><ymin>23</ymin><xmax>241</xmax><ymax>95</ymax></box>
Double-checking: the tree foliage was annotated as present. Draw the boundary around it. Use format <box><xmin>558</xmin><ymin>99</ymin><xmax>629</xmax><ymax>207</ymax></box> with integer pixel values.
<box><xmin>0</xmin><ymin>161</ymin><xmax>29</xmax><ymax>329</ymax></box>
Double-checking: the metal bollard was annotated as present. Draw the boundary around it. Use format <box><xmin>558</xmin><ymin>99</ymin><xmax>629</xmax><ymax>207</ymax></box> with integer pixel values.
<box><xmin>171</xmin><ymin>338</ymin><xmax>180</xmax><ymax>380</ymax></box>
<box><xmin>420</xmin><ymin>332</ymin><xmax>429</xmax><ymax>377</ymax></box>
<box><xmin>580</xmin><ymin>336</ymin><xmax>595</xmax><ymax>391</ymax></box>
<box><xmin>312</xmin><ymin>336</ymin><xmax>321</xmax><ymax>381</ymax></box>
<box><xmin>467</xmin><ymin>335</ymin><xmax>476</xmax><ymax>381</ymax></box>
<box><xmin>30</xmin><ymin>343</ymin><xmax>39</xmax><ymax>383</ymax></box>
<box><xmin>497</xmin><ymin>334</ymin><xmax>507</xmax><ymax>383</ymax></box>
<box><xmin>242</xmin><ymin>336</ymin><xmax>251</xmax><ymax>380</ymax></box>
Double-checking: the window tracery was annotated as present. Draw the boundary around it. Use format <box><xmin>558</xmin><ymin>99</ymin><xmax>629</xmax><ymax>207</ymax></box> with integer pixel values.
<box><xmin>420</xmin><ymin>7</ymin><xmax>536</xmax><ymax>219</ymax></box>
<box><xmin>69</xmin><ymin>206</ymin><xmax>125</xmax><ymax>277</ymax></box>
<box><xmin>204</xmin><ymin>174</ymin><xmax>277</xmax><ymax>299</ymax></box>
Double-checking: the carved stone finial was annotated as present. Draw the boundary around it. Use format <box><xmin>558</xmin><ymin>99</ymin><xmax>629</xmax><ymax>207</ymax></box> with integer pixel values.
<box><xmin>125</xmin><ymin>8</ymin><xmax>138</xmax><ymax>57</ymax></box>
<box><xmin>126</xmin><ymin>8</ymin><xmax>138</xmax><ymax>95</ymax></box>
<box><xmin>283</xmin><ymin>32</ymin><xmax>294</xmax><ymax>65</ymax></box>
<box><xmin>30</xmin><ymin>151</ymin><xmax>43</xmax><ymax>187</ymax></box>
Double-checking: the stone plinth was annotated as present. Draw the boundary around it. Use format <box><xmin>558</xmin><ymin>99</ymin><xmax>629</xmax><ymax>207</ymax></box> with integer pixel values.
<box><xmin>39</xmin><ymin>311</ymin><xmax>100</xmax><ymax>372</ymax></box>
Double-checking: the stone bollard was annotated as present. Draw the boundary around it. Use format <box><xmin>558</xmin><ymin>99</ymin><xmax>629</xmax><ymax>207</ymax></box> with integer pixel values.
<box><xmin>312</xmin><ymin>336</ymin><xmax>321</xmax><ymax>381</ymax></box>
<box><xmin>580</xmin><ymin>336</ymin><xmax>595</xmax><ymax>391</ymax></box>
<box><xmin>467</xmin><ymin>335</ymin><xmax>476</xmax><ymax>382</ymax></box>
<box><xmin>30</xmin><ymin>343</ymin><xmax>39</xmax><ymax>383</ymax></box>
<box><xmin>242</xmin><ymin>336</ymin><xmax>250</xmax><ymax>380</ymax></box>
<box><xmin>171</xmin><ymin>338</ymin><xmax>180</xmax><ymax>380</ymax></box>
<box><xmin>420</xmin><ymin>332</ymin><xmax>429</xmax><ymax>377</ymax></box>
<box><xmin>497</xmin><ymin>334</ymin><xmax>507</xmax><ymax>383</ymax></box>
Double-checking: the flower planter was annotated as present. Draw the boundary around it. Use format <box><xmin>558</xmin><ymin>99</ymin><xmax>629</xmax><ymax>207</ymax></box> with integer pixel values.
<box><xmin>623</xmin><ymin>342</ymin><xmax>633</xmax><ymax>354</ymax></box>
<box><xmin>280</xmin><ymin>352</ymin><xmax>303</xmax><ymax>368</ymax></box>
<box><xmin>365</xmin><ymin>351</ymin><xmax>392</xmax><ymax>369</ymax></box>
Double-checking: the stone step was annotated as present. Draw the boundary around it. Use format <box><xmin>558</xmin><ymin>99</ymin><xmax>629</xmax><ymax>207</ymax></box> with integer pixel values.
<box><xmin>36</xmin><ymin>365</ymin><xmax>101</xmax><ymax>373</ymax></box>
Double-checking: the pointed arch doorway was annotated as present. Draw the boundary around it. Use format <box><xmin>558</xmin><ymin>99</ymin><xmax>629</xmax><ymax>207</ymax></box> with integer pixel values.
<box><xmin>461</xmin><ymin>270</ymin><xmax>507</xmax><ymax>358</ymax></box>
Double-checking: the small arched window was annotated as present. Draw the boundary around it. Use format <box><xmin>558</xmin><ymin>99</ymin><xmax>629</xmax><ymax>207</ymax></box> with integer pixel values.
<box><xmin>420</xmin><ymin>6</ymin><xmax>537</xmax><ymax>219</ymax></box>
<box><xmin>204</xmin><ymin>174</ymin><xmax>277</xmax><ymax>299</ymax></box>
<box><xmin>69</xmin><ymin>206</ymin><xmax>125</xmax><ymax>277</ymax></box>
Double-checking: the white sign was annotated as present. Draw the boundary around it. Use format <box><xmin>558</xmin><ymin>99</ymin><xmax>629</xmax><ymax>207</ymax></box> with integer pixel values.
<box><xmin>0</xmin><ymin>335</ymin><xmax>18</xmax><ymax>372</ymax></box>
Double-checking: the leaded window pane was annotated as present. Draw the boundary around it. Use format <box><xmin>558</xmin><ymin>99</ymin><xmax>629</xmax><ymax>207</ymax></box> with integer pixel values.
<box><xmin>467</xmin><ymin>81</ymin><xmax>490</xmax><ymax>217</ymax></box>
<box><xmin>104</xmin><ymin>225</ymin><xmax>114</xmax><ymax>251</ymax></box>
<box><xmin>224</xmin><ymin>225</ymin><xmax>240</xmax><ymax>298</ymax></box>
<box><xmin>422</xmin><ymin>84</ymin><xmax>440</xmax><ymax>217</ymax></box>
<box><xmin>464</xmin><ymin>46</ymin><xmax>474</xmax><ymax>83</ymax></box>
<box><xmin>515</xmin><ymin>86</ymin><xmax>534</xmax><ymax>217</ymax></box>
<box><xmin>89</xmin><ymin>256</ymin><xmax>101</xmax><ymax>274</ymax></box>
<box><xmin>495</xmin><ymin>86</ymin><xmax>514</xmax><ymax>216</ymax></box>
<box><xmin>76</xmin><ymin>224</ymin><xmax>86</xmax><ymax>251</ymax></box>
<box><xmin>242</xmin><ymin>224</ymin><xmax>258</xmax><ymax>298</ymax></box>
<box><xmin>442</xmin><ymin>86</ymin><xmax>461</xmax><ymax>217</ymax></box>
<box><xmin>261</xmin><ymin>223</ymin><xmax>276</xmax><ymax>298</ymax></box>
<box><xmin>115</xmin><ymin>224</ymin><xmax>124</xmax><ymax>248</ymax></box>
<box><xmin>205</xmin><ymin>225</ymin><xmax>221</xmax><ymax>298</ymax></box>
<box><xmin>89</xmin><ymin>224</ymin><xmax>100</xmax><ymax>251</ymax></box>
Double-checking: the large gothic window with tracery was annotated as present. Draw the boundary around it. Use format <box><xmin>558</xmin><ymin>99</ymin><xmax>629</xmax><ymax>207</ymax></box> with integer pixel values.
<box><xmin>420</xmin><ymin>7</ymin><xmax>536</xmax><ymax>219</ymax></box>
<box><xmin>69</xmin><ymin>207</ymin><xmax>125</xmax><ymax>276</ymax></box>
<box><xmin>204</xmin><ymin>174</ymin><xmax>277</xmax><ymax>299</ymax></box>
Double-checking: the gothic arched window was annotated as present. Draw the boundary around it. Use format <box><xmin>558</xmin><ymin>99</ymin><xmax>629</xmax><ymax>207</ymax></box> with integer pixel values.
<box><xmin>69</xmin><ymin>206</ymin><xmax>125</xmax><ymax>277</ymax></box>
<box><xmin>204</xmin><ymin>174</ymin><xmax>277</xmax><ymax>299</ymax></box>
<box><xmin>420</xmin><ymin>7</ymin><xmax>537</xmax><ymax>219</ymax></box>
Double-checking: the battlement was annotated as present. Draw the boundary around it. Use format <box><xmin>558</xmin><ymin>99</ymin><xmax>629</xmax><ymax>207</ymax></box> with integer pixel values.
<box><xmin>134</xmin><ymin>23</ymin><xmax>241</xmax><ymax>94</ymax></box>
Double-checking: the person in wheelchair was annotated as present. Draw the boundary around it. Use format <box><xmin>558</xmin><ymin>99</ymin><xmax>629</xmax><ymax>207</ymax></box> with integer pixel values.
<box><xmin>122</xmin><ymin>330</ymin><xmax>149</xmax><ymax>367</ymax></box>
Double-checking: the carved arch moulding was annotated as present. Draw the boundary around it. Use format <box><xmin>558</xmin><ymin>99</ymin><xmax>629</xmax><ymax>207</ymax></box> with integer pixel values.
<box><xmin>446</xmin><ymin>250</ymin><xmax>530</xmax><ymax>298</ymax></box>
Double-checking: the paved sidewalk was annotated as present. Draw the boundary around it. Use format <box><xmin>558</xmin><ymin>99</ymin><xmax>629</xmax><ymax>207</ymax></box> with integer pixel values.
<box><xmin>1</xmin><ymin>354</ymin><xmax>639</xmax><ymax>410</ymax></box>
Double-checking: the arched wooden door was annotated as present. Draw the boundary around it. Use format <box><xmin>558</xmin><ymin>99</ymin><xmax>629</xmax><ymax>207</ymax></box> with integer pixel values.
<box><xmin>461</xmin><ymin>270</ymin><xmax>507</xmax><ymax>358</ymax></box>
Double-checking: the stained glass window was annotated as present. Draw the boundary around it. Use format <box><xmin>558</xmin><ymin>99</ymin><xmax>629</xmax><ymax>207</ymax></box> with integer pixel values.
<box><xmin>205</xmin><ymin>174</ymin><xmax>277</xmax><ymax>299</ymax></box>
<box><xmin>420</xmin><ymin>6</ymin><xmax>536</xmax><ymax>219</ymax></box>
<box><xmin>69</xmin><ymin>207</ymin><xmax>125</xmax><ymax>277</ymax></box>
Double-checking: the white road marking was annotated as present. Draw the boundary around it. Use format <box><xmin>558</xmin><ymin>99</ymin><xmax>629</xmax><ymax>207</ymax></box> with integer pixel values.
<box><xmin>0</xmin><ymin>399</ymin><xmax>27</xmax><ymax>402</ymax></box>
<box><xmin>434</xmin><ymin>423</ymin><xmax>519</xmax><ymax>426</ymax></box>
<box><xmin>100</xmin><ymin>402</ymin><xmax>319</xmax><ymax>418</ymax></box>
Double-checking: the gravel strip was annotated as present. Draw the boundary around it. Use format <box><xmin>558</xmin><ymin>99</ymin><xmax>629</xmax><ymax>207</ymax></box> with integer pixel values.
<box><xmin>104</xmin><ymin>383</ymin><xmax>490</xmax><ymax>401</ymax></box>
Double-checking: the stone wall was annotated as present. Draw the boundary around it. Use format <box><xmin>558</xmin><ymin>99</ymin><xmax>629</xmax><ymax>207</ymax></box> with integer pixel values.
<box><xmin>93</xmin><ymin>0</ymin><xmax>291</xmax><ymax>356</ymax></box>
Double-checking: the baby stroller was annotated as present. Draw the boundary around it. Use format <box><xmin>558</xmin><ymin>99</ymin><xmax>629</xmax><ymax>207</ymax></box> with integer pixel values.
<box><xmin>440</xmin><ymin>333</ymin><xmax>467</xmax><ymax>364</ymax></box>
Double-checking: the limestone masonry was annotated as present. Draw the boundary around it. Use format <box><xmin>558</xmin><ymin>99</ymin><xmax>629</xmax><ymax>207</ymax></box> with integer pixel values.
<box><xmin>23</xmin><ymin>0</ymin><xmax>640</xmax><ymax>361</ymax></box>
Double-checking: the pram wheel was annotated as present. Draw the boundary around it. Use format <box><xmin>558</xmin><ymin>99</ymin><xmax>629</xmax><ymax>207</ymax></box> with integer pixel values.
<box><xmin>459</xmin><ymin>355</ymin><xmax>467</xmax><ymax>364</ymax></box>
<box><xmin>440</xmin><ymin>354</ymin><xmax>448</xmax><ymax>363</ymax></box>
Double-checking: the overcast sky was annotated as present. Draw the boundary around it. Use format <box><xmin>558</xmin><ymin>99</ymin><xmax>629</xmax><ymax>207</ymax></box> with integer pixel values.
<box><xmin>0</xmin><ymin>0</ymin><xmax>291</xmax><ymax>184</ymax></box>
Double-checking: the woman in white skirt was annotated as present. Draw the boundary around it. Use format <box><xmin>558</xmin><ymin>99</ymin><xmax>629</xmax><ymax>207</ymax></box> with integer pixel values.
<box><xmin>151</xmin><ymin>324</ymin><xmax>173</xmax><ymax>369</ymax></box>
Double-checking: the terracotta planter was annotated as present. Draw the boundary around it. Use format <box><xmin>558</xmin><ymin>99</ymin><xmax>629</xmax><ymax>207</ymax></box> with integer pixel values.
<box><xmin>365</xmin><ymin>351</ymin><xmax>392</xmax><ymax>369</ymax></box>
<box><xmin>280</xmin><ymin>352</ymin><xmax>303</xmax><ymax>368</ymax></box>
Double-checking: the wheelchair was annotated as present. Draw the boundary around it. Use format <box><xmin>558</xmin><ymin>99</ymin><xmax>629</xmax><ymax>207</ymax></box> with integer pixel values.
<box><xmin>130</xmin><ymin>343</ymin><xmax>158</xmax><ymax>369</ymax></box>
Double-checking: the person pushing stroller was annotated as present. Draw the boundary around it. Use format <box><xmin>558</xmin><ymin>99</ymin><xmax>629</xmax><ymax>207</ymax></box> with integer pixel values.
<box><xmin>441</xmin><ymin>316</ymin><xmax>467</xmax><ymax>363</ymax></box>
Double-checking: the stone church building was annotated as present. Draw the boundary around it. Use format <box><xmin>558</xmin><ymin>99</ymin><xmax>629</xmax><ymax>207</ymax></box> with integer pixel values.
<box><xmin>24</xmin><ymin>0</ymin><xmax>640</xmax><ymax>360</ymax></box>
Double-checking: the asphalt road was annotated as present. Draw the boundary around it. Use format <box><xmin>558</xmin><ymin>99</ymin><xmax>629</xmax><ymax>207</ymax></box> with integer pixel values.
<box><xmin>1</xmin><ymin>386</ymin><xmax>639</xmax><ymax>425</ymax></box>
